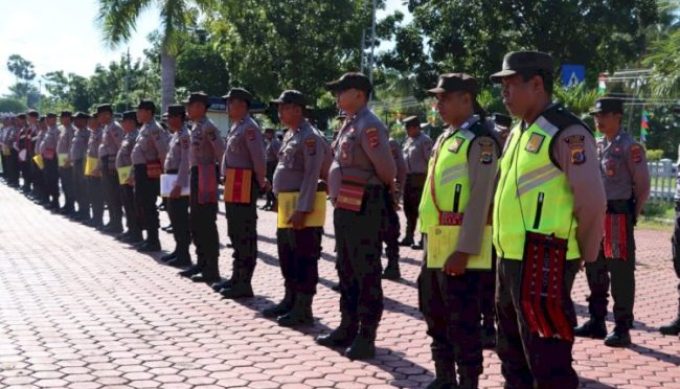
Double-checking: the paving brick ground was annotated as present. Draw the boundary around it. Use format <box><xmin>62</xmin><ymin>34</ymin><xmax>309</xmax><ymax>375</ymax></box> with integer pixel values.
<box><xmin>0</xmin><ymin>183</ymin><xmax>679</xmax><ymax>389</ymax></box>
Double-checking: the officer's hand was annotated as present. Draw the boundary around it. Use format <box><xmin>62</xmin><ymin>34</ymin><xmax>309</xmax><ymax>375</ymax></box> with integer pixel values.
<box><xmin>261</xmin><ymin>179</ymin><xmax>272</xmax><ymax>193</ymax></box>
<box><xmin>170</xmin><ymin>185</ymin><xmax>182</xmax><ymax>199</ymax></box>
<box><xmin>127</xmin><ymin>176</ymin><xmax>134</xmax><ymax>186</ymax></box>
<box><xmin>288</xmin><ymin>211</ymin><xmax>306</xmax><ymax>230</ymax></box>
<box><xmin>443</xmin><ymin>251</ymin><xmax>469</xmax><ymax>276</ymax></box>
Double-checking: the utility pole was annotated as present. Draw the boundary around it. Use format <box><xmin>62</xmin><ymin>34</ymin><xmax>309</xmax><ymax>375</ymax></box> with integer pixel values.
<box><xmin>369</xmin><ymin>0</ymin><xmax>376</xmax><ymax>84</ymax></box>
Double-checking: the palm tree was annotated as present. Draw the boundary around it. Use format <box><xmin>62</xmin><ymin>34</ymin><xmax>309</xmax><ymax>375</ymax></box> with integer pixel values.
<box><xmin>96</xmin><ymin>0</ymin><xmax>214</xmax><ymax>112</ymax></box>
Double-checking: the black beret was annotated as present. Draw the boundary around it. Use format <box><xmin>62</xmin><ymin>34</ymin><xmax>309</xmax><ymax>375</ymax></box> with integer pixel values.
<box><xmin>270</xmin><ymin>90</ymin><xmax>306</xmax><ymax>107</ymax></box>
<box><xmin>589</xmin><ymin>97</ymin><xmax>624</xmax><ymax>115</ymax></box>
<box><xmin>137</xmin><ymin>100</ymin><xmax>156</xmax><ymax>112</ymax></box>
<box><xmin>122</xmin><ymin>110</ymin><xmax>137</xmax><ymax>121</ymax></box>
<box><xmin>60</xmin><ymin>111</ymin><xmax>72</xmax><ymax>117</ymax></box>
<box><xmin>184</xmin><ymin>91</ymin><xmax>211</xmax><ymax>107</ymax></box>
<box><xmin>46</xmin><ymin>113</ymin><xmax>57</xmax><ymax>118</ymax></box>
<box><xmin>403</xmin><ymin>115</ymin><xmax>420</xmax><ymax>128</ymax></box>
<box><xmin>27</xmin><ymin>110</ymin><xmax>39</xmax><ymax>118</ymax></box>
<box><xmin>167</xmin><ymin>105</ymin><xmax>186</xmax><ymax>117</ymax></box>
<box><xmin>96</xmin><ymin>104</ymin><xmax>113</xmax><ymax>114</ymax></box>
<box><xmin>325</xmin><ymin>72</ymin><xmax>372</xmax><ymax>95</ymax></box>
<box><xmin>427</xmin><ymin>73</ymin><xmax>478</xmax><ymax>95</ymax></box>
<box><xmin>490</xmin><ymin>51</ymin><xmax>554</xmax><ymax>82</ymax></box>
<box><xmin>73</xmin><ymin>112</ymin><xmax>91</xmax><ymax>119</ymax></box>
<box><xmin>17</xmin><ymin>113</ymin><xmax>26</xmax><ymax>119</ymax></box>
<box><xmin>222</xmin><ymin>88</ymin><xmax>253</xmax><ymax>105</ymax></box>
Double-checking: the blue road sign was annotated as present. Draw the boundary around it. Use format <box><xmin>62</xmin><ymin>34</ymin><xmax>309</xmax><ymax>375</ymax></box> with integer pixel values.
<box><xmin>561</xmin><ymin>64</ymin><xmax>585</xmax><ymax>87</ymax></box>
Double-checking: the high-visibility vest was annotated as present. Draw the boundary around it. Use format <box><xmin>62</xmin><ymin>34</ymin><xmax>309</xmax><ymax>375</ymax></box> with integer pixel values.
<box><xmin>493</xmin><ymin>105</ymin><xmax>584</xmax><ymax>261</ymax></box>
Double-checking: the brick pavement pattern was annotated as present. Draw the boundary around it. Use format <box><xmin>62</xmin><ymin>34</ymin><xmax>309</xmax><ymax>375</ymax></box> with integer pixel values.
<box><xmin>0</xmin><ymin>183</ymin><xmax>679</xmax><ymax>389</ymax></box>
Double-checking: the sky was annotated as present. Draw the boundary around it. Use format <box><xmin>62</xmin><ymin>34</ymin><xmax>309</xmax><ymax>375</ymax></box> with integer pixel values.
<box><xmin>0</xmin><ymin>0</ymin><xmax>411</xmax><ymax>96</ymax></box>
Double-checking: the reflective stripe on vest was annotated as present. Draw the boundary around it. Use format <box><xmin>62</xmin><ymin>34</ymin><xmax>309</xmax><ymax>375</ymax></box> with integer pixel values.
<box><xmin>492</xmin><ymin>116</ymin><xmax>581</xmax><ymax>261</ymax></box>
<box><xmin>418</xmin><ymin>128</ymin><xmax>474</xmax><ymax>233</ymax></box>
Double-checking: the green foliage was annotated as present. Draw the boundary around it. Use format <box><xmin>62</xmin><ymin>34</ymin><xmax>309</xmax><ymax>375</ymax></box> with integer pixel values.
<box><xmin>553</xmin><ymin>84</ymin><xmax>601</xmax><ymax>118</ymax></box>
<box><xmin>175</xmin><ymin>41</ymin><xmax>230</xmax><ymax>96</ymax></box>
<box><xmin>0</xmin><ymin>97</ymin><xmax>27</xmax><ymax>113</ymax></box>
<box><xmin>384</xmin><ymin>0</ymin><xmax>660</xmax><ymax>89</ymax></box>
<box><xmin>6</xmin><ymin>54</ymin><xmax>36</xmax><ymax>81</ymax></box>
<box><xmin>646</xmin><ymin>149</ymin><xmax>664</xmax><ymax>161</ymax></box>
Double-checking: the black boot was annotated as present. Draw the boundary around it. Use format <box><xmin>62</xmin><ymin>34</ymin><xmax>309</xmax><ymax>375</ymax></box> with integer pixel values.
<box><xmin>344</xmin><ymin>325</ymin><xmax>376</xmax><ymax>360</ymax></box>
<box><xmin>178</xmin><ymin>265</ymin><xmax>202</xmax><ymax>278</ymax></box>
<box><xmin>263</xmin><ymin>289</ymin><xmax>295</xmax><ymax>318</ymax></box>
<box><xmin>211</xmin><ymin>278</ymin><xmax>232</xmax><ymax>293</ymax></box>
<box><xmin>316</xmin><ymin>315</ymin><xmax>358</xmax><ymax>348</ymax></box>
<box><xmin>481</xmin><ymin>321</ymin><xmax>496</xmax><ymax>349</ymax></box>
<box><xmin>604</xmin><ymin>325</ymin><xmax>632</xmax><ymax>348</ymax></box>
<box><xmin>574</xmin><ymin>318</ymin><xmax>607</xmax><ymax>339</ymax></box>
<box><xmin>277</xmin><ymin>293</ymin><xmax>314</xmax><ymax>327</ymax></box>
<box><xmin>458</xmin><ymin>372</ymin><xmax>479</xmax><ymax>389</ymax></box>
<box><xmin>382</xmin><ymin>259</ymin><xmax>401</xmax><ymax>280</ymax></box>
<box><xmin>399</xmin><ymin>236</ymin><xmax>414</xmax><ymax>247</ymax></box>
<box><xmin>425</xmin><ymin>359</ymin><xmax>456</xmax><ymax>389</ymax></box>
<box><xmin>220</xmin><ymin>269</ymin><xmax>254</xmax><ymax>299</ymax></box>
<box><xmin>160</xmin><ymin>251</ymin><xmax>177</xmax><ymax>263</ymax></box>
<box><xmin>660</xmin><ymin>302</ymin><xmax>680</xmax><ymax>335</ymax></box>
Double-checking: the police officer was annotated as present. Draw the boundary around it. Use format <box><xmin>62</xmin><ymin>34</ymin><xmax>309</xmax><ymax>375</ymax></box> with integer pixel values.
<box><xmin>2</xmin><ymin>114</ymin><xmax>19</xmax><ymax>188</ymax></box>
<box><xmin>98</xmin><ymin>104</ymin><xmax>125</xmax><ymax>234</ymax></box>
<box><xmin>401</xmin><ymin>116</ymin><xmax>432</xmax><ymax>249</ymax></box>
<box><xmin>132</xmin><ymin>100</ymin><xmax>168</xmax><ymax>252</ymax></box>
<box><xmin>40</xmin><ymin>113</ymin><xmax>60</xmax><ymax>210</ymax></box>
<box><xmin>664</xmin><ymin>153</ymin><xmax>680</xmax><ymax>335</ymax></box>
<box><xmin>263</xmin><ymin>90</ymin><xmax>327</xmax><ymax>327</ymax></box>
<box><xmin>491</xmin><ymin>51</ymin><xmax>606</xmax><ymax>389</ymax></box>
<box><xmin>57</xmin><ymin>111</ymin><xmax>76</xmax><ymax>215</ymax></box>
<box><xmin>115</xmin><ymin>111</ymin><xmax>143</xmax><ymax>244</ymax></box>
<box><xmin>573</xmin><ymin>97</ymin><xmax>651</xmax><ymax>347</ymax></box>
<box><xmin>83</xmin><ymin>113</ymin><xmax>104</xmax><ymax>227</ymax></box>
<box><xmin>218</xmin><ymin>88</ymin><xmax>267</xmax><ymax>298</ymax></box>
<box><xmin>178</xmin><ymin>92</ymin><xmax>226</xmax><ymax>283</ymax></box>
<box><xmin>33</xmin><ymin>116</ymin><xmax>48</xmax><ymax>204</ymax></box>
<box><xmin>20</xmin><ymin>110</ymin><xmax>38</xmax><ymax>194</ymax></box>
<box><xmin>262</xmin><ymin>128</ymin><xmax>281</xmax><ymax>211</ymax></box>
<box><xmin>315</xmin><ymin>72</ymin><xmax>396</xmax><ymax>360</ymax></box>
<box><xmin>416</xmin><ymin>73</ymin><xmax>499</xmax><ymax>389</ymax></box>
<box><xmin>70</xmin><ymin>112</ymin><xmax>91</xmax><ymax>220</ymax></box>
<box><xmin>382</xmin><ymin>137</ymin><xmax>406</xmax><ymax>280</ymax></box>
<box><xmin>161</xmin><ymin>105</ymin><xmax>192</xmax><ymax>268</ymax></box>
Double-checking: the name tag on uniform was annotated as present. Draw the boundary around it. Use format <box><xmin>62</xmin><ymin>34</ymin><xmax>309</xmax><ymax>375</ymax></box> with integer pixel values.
<box><xmin>525</xmin><ymin>133</ymin><xmax>545</xmax><ymax>153</ymax></box>
<box><xmin>277</xmin><ymin>192</ymin><xmax>327</xmax><ymax>228</ymax></box>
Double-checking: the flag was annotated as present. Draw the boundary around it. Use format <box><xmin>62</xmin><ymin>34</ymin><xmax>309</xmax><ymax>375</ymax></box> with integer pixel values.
<box><xmin>640</xmin><ymin>109</ymin><xmax>650</xmax><ymax>143</ymax></box>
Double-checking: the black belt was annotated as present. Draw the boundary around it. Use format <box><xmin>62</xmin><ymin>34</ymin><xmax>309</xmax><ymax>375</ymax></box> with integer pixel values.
<box><xmin>607</xmin><ymin>199</ymin><xmax>633</xmax><ymax>214</ymax></box>
<box><xmin>166</xmin><ymin>169</ymin><xmax>178</xmax><ymax>174</ymax></box>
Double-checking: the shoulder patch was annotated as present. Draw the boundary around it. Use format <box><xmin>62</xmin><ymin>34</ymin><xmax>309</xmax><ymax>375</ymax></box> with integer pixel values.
<box><xmin>448</xmin><ymin>137</ymin><xmax>465</xmax><ymax>153</ymax></box>
<box><xmin>525</xmin><ymin>133</ymin><xmax>545</xmax><ymax>153</ymax></box>
<box><xmin>365</xmin><ymin>127</ymin><xmax>380</xmax><ymax>148</ymax></box>
<box><xmin>246</xmin><ymin>127</ymin><xmax>257</xmax><ymax>141</ymax></box>
<box><xmin>565</xmin><ymin>135</ymin><xmax>586</xmax><ymax>165</ymax></box>
<box><xmin>305</xmin><ymin>138</ymin><xmax>317</xmax><ymax>155</ymax></box>
<box><xmin>630</xmin><ymin>144</ymin><xmax>643</xmax><ymax>163</ymax></box>
<box><xmin>479</xmin><ymin>138</ymin><xmax>494</xmax><ymax>165</ymax></box>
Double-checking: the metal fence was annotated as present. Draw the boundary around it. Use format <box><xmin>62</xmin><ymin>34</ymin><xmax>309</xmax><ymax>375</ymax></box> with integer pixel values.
<box><xmin>649</xmin><ymin>159</ymin><xmax>676</xmax><ymax>202</ymax></box>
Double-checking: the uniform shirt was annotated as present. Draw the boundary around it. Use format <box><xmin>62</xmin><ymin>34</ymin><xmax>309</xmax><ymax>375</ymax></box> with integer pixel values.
<box><xmin>56</xmin><ymin>124</ymin><xmax>75</xmax><ymax>156</ymax></box>
<box><xmin>328</xmin><ymin>105</ymin><xmax>396</xmax><ymax>199</ymax></box>
<box><xmin>40</xmin><ymin>125</ymin><xmax>60</xmax><ymax>158</ymax></box>
<box><xmin>265</xmin><ymin>137</ymin><xmax>282</xmax><ymax>162</ymax></box>
<box><xmin>190</xmin><ymin>116</ymin><xmax>225</xmax><ymax>167</ymax></box>
<box><xmin>164</xmin><ymin>126</ymin><xmax>191</xmax><ymax>188</ymax></box>
<box><xmin>116</xmin><ymin>129</ymin><xmax>139</xmax><ymax>169</ymax></box>
<box><xmin>99</xmin><ymin>121</ymin><xmax>124</xmax><ymax>158</ymax></box>
<box><xmin>34</xmin><ymin>128</ymin><xmax>48</xmax><ymax>154</ymax></box>
<box><xmin>597</xmin><ymin>130</ymin><xmax>650</xmax><ymax>215</ymax></box>
<box><xmin>2</xmin><ymin>126</ymin><xmax>16</xmax><ymax>146</ymax></box>
<box><xmin>403</xmin><ymin>132</ymin><xmax>433</xmax><ymax>174</ymax></box>
<box><xmin>131</xmin><ymin>120</ymin><xmax>168</xmax><ymax>165</ymax></box>
<box><xmin>69</xmin><ymin>126</ymin><xmax>90</xmax><ymax>161</ymax></box>
<box><xmin>273</xmin><ymin>120</ymin><xmax>326</xmax><ymax>212</ymax></box>
<box><xmin>389</xmin><ymin>138</ymin><xmax>407</xmax><ymax>196</ymax></box>
<box><xmin>221</xmin><ymin>114</ymin><xmax>266</xmax><ymax>187</ymax></box>
<box><xmin>503</xmin><ymin>119</ymin><xmax>606</xmax><ymax>263</ymax></box>
<box><xmin>86</xmin><ymin>126</ymin><xmax>102</xmax><ymax>159</ymax></box>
